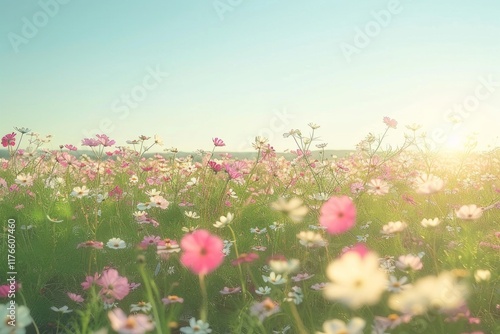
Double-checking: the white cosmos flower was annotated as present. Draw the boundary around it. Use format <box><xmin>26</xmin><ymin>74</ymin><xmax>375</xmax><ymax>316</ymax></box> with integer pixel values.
<box><xmin>107</xmin><ymin>238</ymin><xmax>126</xmax><ymax>249</ymax></box>
<box><xmin>271</xmin><ymin>197</ymin><xmax>309</xmax><ymax>223</ymax></box>
<box><xmin>414</xmin><ymin>173</ymin><xmax>444</xmax><ymax>194</ymax></box>
<box><xmin>51</xmin><ymin>305</ymin><xmax>73</xmax><ymax>313</ymax></box>
<box><xmin>420</xmin><ymin>218</ymin><xmax>441</xmax><ymax>227</ymax></box>
<box><xmin>262</xmin><ymin>272</ymin><xmax>287</xmax><ymax>285</ymax></box>
<box><xmin>388</xmin><ymin>271</ymin><xmax>468</xmax><ymax>315</ymax></box>
<box><xmin>455</xmin><ymin>204</ymin><xmax>483</xmax><ymax>220</ymax></box>
<box><xmin>323</xmin><ymin>251</ymin><xmax>387</xmax><ymax>309</ymax></box>
<box><xmin>71</xmin><ymin>186</ymin><xmax>90</xmax><ymax>198</ymax></box>
<box><xmin>15</xmin><ymin>173</ymin><xmax>34</xmax><ymax>187</ymax></box>
<box><xmin>474</xmin><ymin>269</ymin><xmax>491</xmax><ymax>282</ymax></box>
<box><xmin>367</xmin><ymin>179</ymin><xmax>390</xmax><ymax>195</ymax></box>
<box><xmin>213</xmin><ymin>212</ymin><xmax>234</xmax><ymax>228</ymax></box>
<box><xmin>316</xmin><ymin>317</ymin><xmax>366</xmax><ymax>334</ymax></box>
<box><xmin>381</xmin><ymin>221</ymin><xmax>407</xmax><ymax>235</ymax></box>
<box><xmin>185</xmin><ymin>211</ymin><xmax>201</xmax><ymax>219</ymax></box>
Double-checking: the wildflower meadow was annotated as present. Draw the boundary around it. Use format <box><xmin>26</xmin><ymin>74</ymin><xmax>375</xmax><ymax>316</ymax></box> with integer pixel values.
<box><xmin>0</xmin><ymin>120</ymin><xmax>499</xmax><ymax>334</ymax></box>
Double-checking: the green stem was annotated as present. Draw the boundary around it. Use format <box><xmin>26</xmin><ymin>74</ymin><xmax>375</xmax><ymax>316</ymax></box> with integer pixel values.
<box><xmin>198</xmin><ymin>274</ymin><xmax>208</xmax><ymax>322</ymax></box>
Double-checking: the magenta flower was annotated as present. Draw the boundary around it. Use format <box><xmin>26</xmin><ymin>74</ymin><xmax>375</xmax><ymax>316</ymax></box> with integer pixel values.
<box><xmin>180</xmin><ymin>229</ymin><xmax>224</xmax><ymax>275</ymax></box>
<box><xmin>1</xmin><ymin>132</ymin><xmax>16</xmax><ymax>147</ymax></box>
<box><xmin>319</xmin><ymin>196</ymin><xmax>357</xmax><ymax>235</ymax></box>
<box><xmin>208</xmin><ymin>160</ymin><xmax>222</xmax><ymax>172</ymax></box>
<box><xmin>97</xmin><ymin>269</ymin><xmax>130</xmax><ymax>303</ymax></box>
<box><xmin>0</xmin><ymin>282</ymin><xmax>20</xmax><ymax>297</ymax></box>
<box><xmin>212</xmin><ymin>137</ymin><xmax>225</xmax><ymax>147</ymax></box>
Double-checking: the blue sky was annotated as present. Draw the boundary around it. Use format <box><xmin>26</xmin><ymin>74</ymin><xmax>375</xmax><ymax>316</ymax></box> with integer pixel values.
<box><xmin>1</xmin><ymin>0</ymin><xmax>499</xmax><ymax>152</ymax></box>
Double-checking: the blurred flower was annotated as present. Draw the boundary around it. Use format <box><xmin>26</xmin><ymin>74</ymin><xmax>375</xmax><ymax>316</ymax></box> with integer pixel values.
<box><xmin>255</xmin><ymin>286</ymin><xmax>271</xmax><ymax>295</ymax></box>
<box><xmin>296</xmin><ymin>231</ymin><xmax>327</xmax><ymax>248</ymax></box>
<box><xmin>51</xmin><ymin>305</ymin><xmax>73</xmax><ymax>313</ymax></box>
<box><xmin>231</xmin><ymin>253</ymin><xmax>258</xmax><ymax>266</ymax></box>
<box><xmin>67</xmin><ymin>292</ymin><xmax>84</xmax><ymax>303</ymax></box>
<box><xmin>319</xmin><ymin>196</ymin><xmax>357</xmax><ymax>235</ymax></box>
<box><xmin>383</xmin><ymin>116</ymin><xmax>398</xmax><ymax>129</ymax></box>
<box><xmin>474</xmin><ymin>269</ymin><xmax>491</xmax><ymax>282</ymax></box>
<box><xmin>108</xmin><ymin>308</ymin><xmax>154</xmax><ymax>334</ymax></box>
<box><xmin>130</xmin><ymin>301</ymin><xmax>152</xmax><ymax>313</ymax></box>
<box><xmin>388</xmin><ymin>271</ymin><xmax>469</xmax><ymax>315</ymax></box>
<box><xmin>381</xmin><ymin>221</ymin><xmax>407</xmax><ymax>235</ymax></box>
<box><xmin>250</xmin><ymin>298</ymin><xmax>280</xmax><ymax>322</ymax></box>
<box><xmin>180</xmin><ymin>229</ymin><xmax>224</xmax><ymax>275</ymax></box>
<box><xmin>180</xmin><ymin>317</ymin><xmax>212</xmax><ymax>334</ymax></box>
<box><xmin>396</xmin><ymin>254</ymin><xmax>423</xmax><ymax>271</ymax></box>
<box><xmin>317</xmin><ymin>317</ymin><xmax>365</xmax><ymax>334</ymax></box>
<box><xmin>14</xmin><ymin>127</ymin><xmax>31</xmax><ymax>134</ymax></box>
<box><xmin>15</xmin><ymin>173</ymin><xmax>34</xmax><ymax>187</ymax></box>
<box><xmin>0</xmin><ymin>303</ymin><xmax>32</xmax><ymax>331</ymax></box>
<box><xmin>367</xmin><ymin>179</ymin><xmax>390</xmax><ymax>195</ymax></box>
<box><xmin>250</xmin><ymin>227</ymin><xmax>267</xmax><ymax>234</ymax></box>
<box><xmin>421</xmin><ymin>218</ymin><xmax>441</xmax><ymax>228</ymax></box>
<box><xmin>271</xmin><ymin>197</ymin><xmax>309</xmax><ymax>223</ymax></box>
<box><xmin>220</xmin><ymin>287</ymin><xmax>241</xmax><ymax>295</ymax></box>
<box><xmin>284</xmin><ymin>286</ymin><xmax>303</xmax><ymax>304</ymax></box>
<box><xmin>184</xmin><ymin>211</ymin><xmax>200</xmax><ymax>219</ymax></box>
<box><xmin>77</xmin><ymin>241</ymin><xmax>104</xmax><ymax>249</ymax></box>
<box><xmin>71</xmin><ymin>186</ymin><xmax>90</xmax><ymax>198</ymax></box>
<box><xmin>162</xmin><ymin>295</ymin><xmax>184</xmax><ymax>305</ymax></box>
<box><xmin>323</xmin><ymin>251</ymin><xmax>387</xmax><ymax>309</ymax></box>
<box><xmin>107</xmin><ymin>238</ymin><xmax>126</xmax><ymax>249</ymax></box>
<box><xmin>415</xmin><ymin>173</ymin><xmax>444</xmax><ymax>194</ymax></box>
<box><xmin>292</xmin><ymin>273</ymin><xmax>314</xmax><ymax>282</ymax></box>
<box><xmin>262</xmin><ymin>272</ymin><xmax>287</xmax><ymax>285</ymax></box>
<box><xmin>269</xmin><ymin>258</ymin><xmax>300</xmax><ymax>275</ymax></box>
<box><xmin>387</xmin><ymin>276</ymin><xmax>411</xmax><ymax>293</ymax></box>
<box><xmin>455</xmin><ymin>204</ymin><xmax>483</xmax><ymax>220</ymax></box>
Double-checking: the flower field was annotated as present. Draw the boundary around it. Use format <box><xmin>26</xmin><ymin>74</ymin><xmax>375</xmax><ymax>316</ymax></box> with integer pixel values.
<box><xmin>0</xmin><ymin>120</ymin><xmax>499</xmax><ymax>334</ymax></box>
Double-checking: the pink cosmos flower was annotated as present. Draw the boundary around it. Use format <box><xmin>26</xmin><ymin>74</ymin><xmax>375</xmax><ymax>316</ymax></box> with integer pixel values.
<box><xmin>231</xmin><ymin>253</ymin><xmax>259</xmax><ymax>266</ymax></box>
<box><xmin>319</xmin><ymin>196</ymin><xmax>357</xmax><ymax>235</ymax></box>
<box><xmin>0</xmin><ymin>282</ymin><xmax>21</xmax><ymax>297</ymax></box>
<box><xmin>81</xmin><ymin>138</ymin><xmax>100</xmax><ymax>147</ymax></box>
<box><xmin>97</xmin><ymin>269</ymin><xmax>130</xmax><ymax>303</ymax></box>
<box><xmin>208</xmin><ymin>160</ymin><xmax>222</xmax><ymax>173</ymax></box>
<box><xmin>81</xmin><ymin>273</ymin><xmax>99</xmax><ymax>290</ymax></box>
<box><xmin>220</xmin><ymin>287</ymin><xmax>241</xmax><ymax>295</ymax></box>
<box><xmin>64</xmin><ymin>144</ymin><xmax>77</xmax><ymax>151</ymax></box>
<box><xmin>212</xmin><ymin>137</ymin><xmax>225</xmax><ymax>147</ymax></box>
<box><xmin>180</xmin><ymin>229</ymin><xmax>224</xmax><ymax>275</ymax></box>
<box><xmin>108</xmin><ymin>308</ymin><xmax>154</xmax><ymax>334</ymax></box>
<box><xmin>139</xmin><ymin>236</ymin><xmax>161</xmax><ymax>249</ymax></box>
<box><xmin>162</xmin><ymin>295</ymin><xmax>184</xmax><ymax>305</ymax></box>
<box><xmin>77</xmin><ymin>241</ymin><xmax>104</xmax><ymax>249</ymax></box>
<box><xmin>383</xmin><ymin>117</ymin><xmax>398</xmax><ymax>129</ymax></box>
<box><xmin>1</xmin><ymin>132</ymin><xmax>16</xmax><ymax>147</ymax></box>
<box><xmin>67</xmin><ymin>292</ymin><xmax>84</xmax><ymax>303</ymax></box>
<box><xmin>96</xmin><ymin>134</ymin><xmax>116</xmax><ymax>147</ymax></box>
